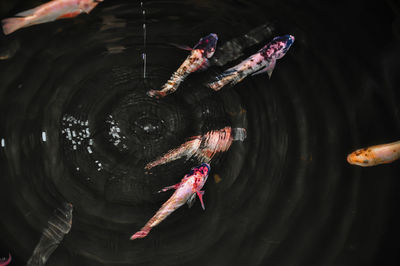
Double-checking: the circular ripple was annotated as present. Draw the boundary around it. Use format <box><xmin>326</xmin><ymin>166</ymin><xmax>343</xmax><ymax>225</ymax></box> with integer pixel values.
<box><xmin>0</xmin><ymin>1</ymin><xmax>399</xmax><ymax>266</ymax></box>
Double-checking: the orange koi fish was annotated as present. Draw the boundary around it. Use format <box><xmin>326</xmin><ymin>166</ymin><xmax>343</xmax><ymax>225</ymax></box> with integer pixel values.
<box><xmin>145</xmin><ymin>127</ymin><xmax>246</xmax><ymax>170</ymax></box>
<box><xmin>130</xmin><ymin>163</ymin><xmax>210</xmax><ymax>240</ymax></box>
<box><xmin>147</xmin><ymin>33</ymin><xmax>218</xmax><ymax>98</ymax></box>
<box><xmin>2</xmin><ymin>0</ymin><xmax>103</xmax><ymax>35</ymax></box>
<box><xmin>347</xmin><ymin>140</ymin><xmax>400</xmax><ymax>166</ymax></box>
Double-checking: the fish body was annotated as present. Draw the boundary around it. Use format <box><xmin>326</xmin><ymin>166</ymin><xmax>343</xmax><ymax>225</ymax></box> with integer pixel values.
<box><xmin>347</xmin><ymin>140</ymin><xmax>400</xmax><ymax>166</ymax></box>
<box><xmin>208</xmin><ymin>34</ymin><xmax>295</xmax><ymax>91</ymax></box>
<box><xmin>0</xmin><ymin>254</ymin><xmax>11</xmax><ymax>266</ymax></box>
<box><xmin>145</xmin><ymin>127</ymin><xmax>246</xmax><ymax>170</ymax></box>
<box><xmin>130</xmin><ymin>163</ymin><xmax>210</xmax><ymax>240</ymax></box>
<box><xmin>147</xmin><ymin>33</ymin><xmax>218</xmax><ymax>98</ymax></box>
<box><xmin>2</xmin><ymin>0</ymin><xmax>102</xmax><ymax>35</ymax></box>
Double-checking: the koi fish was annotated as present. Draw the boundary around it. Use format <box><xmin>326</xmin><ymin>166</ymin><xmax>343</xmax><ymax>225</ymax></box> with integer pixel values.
<box><xmin>208</xmin><ymin>34</ymin><xmax>295</xmax><ymax>91</ymax></box>
<box><xmin>147</xmin><ymin>33</ymin><xmax>218</xmax><ymax>98</ymax></box>
<box><xmin>0</xmin><ymin>254</ymin><xmax>11</xmax><ymax>266</ymax></box>
<box><xmin>145</xmin><ymin>127</ymin><xmax>246</xmax><ymax>170</ymax></box>
<box><xmin>130</xmin><ymin>163</ymin><xmax>210</xmax><ymax>240</ymax></box>
<box><xmin>2</xmin><ymin>0</ymin><xmax>103</xmax><ymax>35</ymax></box>
<box><xmin>347</xmin><ymin>140</ymin><xmax>400</xmax><ymax>167</ymax></box>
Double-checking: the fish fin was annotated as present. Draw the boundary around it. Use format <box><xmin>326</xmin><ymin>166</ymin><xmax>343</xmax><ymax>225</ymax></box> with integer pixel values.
<box><xmin>251</xmin><ymin>66</ymin><xmax>268</xmax><ymax>76</ymax></box>
<box><xmin>157</xmin><ymin>183</ymin><xmax>180</xmax><ymax>193</ymax></box>
<box><xmin>232</xmin><ymin>128</ymin><xmax>247</xmax><ymax>141</ymax></box>
<box><xmin>169</xmin><ymin>43</ymin><xmax>193</xmax><ymax>51</ymax></box>
<box><xmin>187</xmin><ymin>193</ymin><xmax>196</xmax><ymax>208</ymax></box>
<box><xmin>15</xmin><ymin>7</ymin><xmax>41</xmax><ymax>17</ymax></box>
<box><xmin>265</xmin><ymin>60</ymin><xmax>276</xmax><ymax>79</ymax></box>
<box><xmin>196</xmin><ymin>190</ymin><xmax>205</xmax><ymax>210</ymax></box>
<box><xmin>2</xmin><ymin>17</ymin><xmax>26</xmax><ymax>35</ymax></box>
<box><xmin>147</xmin><ymin>89</ymin><xmax>166</xmax><ymax>98</ymax></box>
<box><xmin>130</xmin><ymin>226</ymin><xmax>151</xmax><ymax>240</ymax></box>
<box><xmin>57</xmin><ymin>11</ymin><xmax>82</xmax><ymax>19</ymax></box>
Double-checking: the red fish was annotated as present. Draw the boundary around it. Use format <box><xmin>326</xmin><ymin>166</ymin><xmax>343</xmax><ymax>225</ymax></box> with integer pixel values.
<box><xmin>147</xmin><ymin>33</ymin><xmax>218</xmax><ymax>98</ymax></box>
<box><xmin>145</xmin><ymin>127</ymin><xmax>246</xmax><ymax>170</ymax></box>
<box><xmin>2</xmin><ymin>0</ymin><xmax>103</xmax><ymax>35</ymax></box>
<box><xmin>130</xmin><ymin>163</ymin><xmax>210</xmax><ymax>240</ymax></box>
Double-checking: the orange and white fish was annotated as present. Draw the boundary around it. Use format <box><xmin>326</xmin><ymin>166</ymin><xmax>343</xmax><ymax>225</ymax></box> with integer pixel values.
<box><xmin>147</xmin><ymin>33</ymin><xmax>218</xmax><ymax>98</ymax></box>
<box><xmin>145</xmin><ymin>127</ymin><xmax>246</xmax><ymax>170</ymax></box>
<box><xmin>2</xmin><ymin>0</ymin><xmax>103</xmax><ymax>35</ymax></box>
<box><xmin>0</xmin><ymin>253</ymin><xmax>11</xmax><ymax>266</ymax></box>
<box><xmin>130</xmin><ymin>163</ymin><xmax>210</xmax><ymax>240</ymax></box>
<box><xmin>347</xmin><ymin>140</ymin><xmax>400</xmax><ymax>167</ymax></box>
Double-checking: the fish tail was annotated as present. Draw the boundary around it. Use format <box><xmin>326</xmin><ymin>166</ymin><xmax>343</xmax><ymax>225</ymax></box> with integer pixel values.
<box><xmin>2</xmin><ymin>17</ymin><xmax>26</xmax><ymax>35</ymax></box>
<box><xmin>147</xmin><ymin>89</ymin><xmax>166</xmax><ymax>98</ymax></box>
<box><xmin>130</xmin><ymin>226</ymin><xmax>151</xmax><ymax>240</ymax></box>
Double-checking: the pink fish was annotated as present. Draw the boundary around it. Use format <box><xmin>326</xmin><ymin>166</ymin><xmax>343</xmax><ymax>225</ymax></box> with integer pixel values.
<box><xmin>347</xmin><ymin>140</ymin><xmax>400</xmax><ymax>166</ymax></box>
<box><xmin>0</xmin><ymin>254</ymin><xmax>11</xmax><ymax>266</ymax></box>
<box><xmin>130</xmin><ymin>163</ymin><xmax>210</xmax><ymax>240</ymax></box>
<box><xmin>2</xmin><ymin>0</ymin><xmax>103</xmax><ymax>35</ymax></box>
<box><xmin>145</xmin><ymin>127</ymin><xmax>246</xmax><ymax>170</ymax></box>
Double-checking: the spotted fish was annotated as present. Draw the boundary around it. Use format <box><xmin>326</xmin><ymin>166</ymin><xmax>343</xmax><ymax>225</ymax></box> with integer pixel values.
<box><xmin>130</xmin><ymin>163</ymin><xmax>210</xmax><ymax>240</ymax></box>
<box><xmin>208</xmin><ymin>34</ymin><xmax>295</xmax><ymax>91</ymax></box>
<box><xmin>147</xmin><ymin>33</ymin><xmax>218</xmax><ymax>98</ymax></box>
<box><xmin>347</xmin><ymin>140</ymin><xmax>400</xmax><ymax>166</ymax></box>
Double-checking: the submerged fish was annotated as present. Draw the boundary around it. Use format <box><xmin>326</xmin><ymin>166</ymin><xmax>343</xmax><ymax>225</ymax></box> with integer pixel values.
<box><xmin>0</xmin><ymin>254</ymin><xmax>11</xmax><ymax>266</ymax></box>
<box><xmin>347</xmin><ymin>140</ymin><xmax>400</xmax><ymax>167</ymax></box>
<box><xmin>145</xmin><ymin>127</ymin><xmax>246</xmax><ymax>170</ymax></box>
<box><xmin>2</xmin><ymin>0</ymin><xmax>103</xmax><ymax>35</ymax></box>
<box><xmin>147</xmin><ymin>33</ymin><xmax>218</xmax><ymax>98</ymax></box>
<box><xmin>208</xmin><ymin>34</ymin><xmax>295</xmax><ymax>91</ymax></box>
<box><xmin>130</xmin><ymin>163</ymin><xmax>210</xmax><ymax>240</ymax></box>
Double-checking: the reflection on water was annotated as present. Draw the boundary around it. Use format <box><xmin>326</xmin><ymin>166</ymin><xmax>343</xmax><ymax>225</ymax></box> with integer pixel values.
<box><xmin>0</xmin><ymin>0</ymin><xmax>399</xmax><ymax>266</ymax></box>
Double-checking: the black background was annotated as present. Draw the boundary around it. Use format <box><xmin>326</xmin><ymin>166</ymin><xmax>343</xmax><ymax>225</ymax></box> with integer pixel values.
<box><xmin>0</xmin><ymin>0</ymin><xmax>400</xmax><ymax>265</ymax></box>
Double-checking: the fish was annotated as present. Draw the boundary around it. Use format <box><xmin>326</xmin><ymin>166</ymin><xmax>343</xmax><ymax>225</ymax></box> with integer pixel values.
<box><xmin>208</xmin><ymin>34</ymin><xmax>295</xmax><ymax>91</ymax></box>
<box><xmin>0</xmin><ymin>254</ymin><xmax>11</xmax><ymax>266</ymax></box>
<box><xmin>147</xmin><ymin>33</ymin><xmax>218</xmax><ymax>98</ymax></box>
<box><xmin>130</xmin><ymin>163</ymin><xmax>210</xmax><ymax>240</ymax></box>
<box><xmin>145</xmin><ymin>127</ymin><xmax>246</xmax><ymax>170</ymax></box>
<box><xmin>1</xmin><ymin>0</ymin><xmax>103</xmax><ymax>35</ymax></box>
<box><xmin>347</xmin><ymin>140</ymin><xmax>400</xmax><ymax>167</ymax></box>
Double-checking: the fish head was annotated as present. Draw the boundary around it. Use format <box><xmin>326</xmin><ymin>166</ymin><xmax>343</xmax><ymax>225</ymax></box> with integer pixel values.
<box><xmin>193</xmin><ymin>33</ymin><xmax>218</xmax><ymax>58</ymax></box>
<box><xmin>265</xmin><ymin>34</ymin><xmax>295</xmax><ymax>59</ymax></box>
<box><xmin>190</xmin><ymin>163</ymin><xmax>210</xmax><ymax>186</ymax></box>
<box><xmin>347</xmin><ymin>148</ymin><xmax>375</xmax><ymax>166</ymax></box>
<box><xmin>79</xmin><ymin>0</ymin><xmax>103</xmax><ymax>13</ymax></box>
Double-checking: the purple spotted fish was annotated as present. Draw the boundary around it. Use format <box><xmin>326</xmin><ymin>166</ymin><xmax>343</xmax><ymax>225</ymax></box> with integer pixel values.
<box><xmin>208</xmin><ymin>34</ymin><xmax>294</xmax><ymax>91</ymax></box>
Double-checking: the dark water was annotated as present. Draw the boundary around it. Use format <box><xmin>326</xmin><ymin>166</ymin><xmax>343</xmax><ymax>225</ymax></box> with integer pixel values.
<box><xmin>0</xmin><ymin>0</ymin><xmax>400</xmax><ymax>265</ymax></box>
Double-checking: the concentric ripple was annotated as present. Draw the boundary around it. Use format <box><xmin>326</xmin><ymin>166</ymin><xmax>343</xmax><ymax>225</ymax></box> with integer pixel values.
<box><xmin>0</xmin><ymin>0</ymin><xmax>399</xmax><ymax>266</ymax></box>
